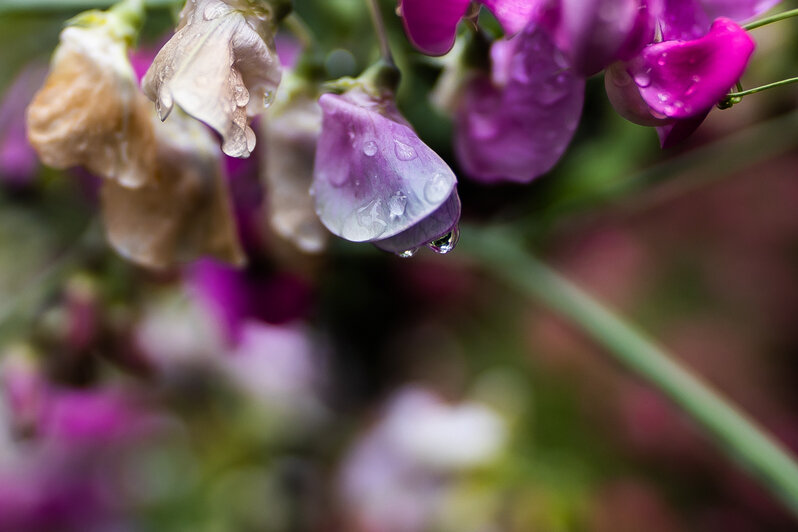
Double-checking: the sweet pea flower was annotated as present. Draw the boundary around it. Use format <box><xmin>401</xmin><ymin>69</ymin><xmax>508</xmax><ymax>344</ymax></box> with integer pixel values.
<box><xmin>398</xmin><ymin>0</ymin><xmax>537</xmax><ymax>56</ymax></box>
<box><xmin>26</xmin><ymin>0</ymin><xmax>156</xmax><ymax>189</ymax></box>
<box><xmin>454</xmin><ymin>22</ymin><xmax>585</xmax><ymax>183</ymax></box>
<box><xmin>101</xmin><ymin>107</ymin><xmax>245</xmax><ymax>269</ymax></box>
<box><xmin>142</xmin><ymin>0</ymin><xmax>286</xmax><ymax>158</ymax></box>
<box><xmin>604</xmin><ymin>0</ymin><xmax>776</xmax><ymax>145</ymax></box>
<box><xmin>544</xmin><ymin>0</ymin><xmax>661</xmax><ymax>76</ymax></box>
<box><xmin>312</xmin><ymin>71</ymin><xmax>461</xmax><ymax>256</ymax></box>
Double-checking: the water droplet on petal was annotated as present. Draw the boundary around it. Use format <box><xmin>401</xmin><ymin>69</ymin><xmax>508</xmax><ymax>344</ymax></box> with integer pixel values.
<box><xmin>388</xmin><ymin>192</ymin><xmax>407</xmax><ymax>220</ymax></box>
<box><xmin>397</xmin><ymin>249</ymin><xmax>417</xmax><ymax>258</ymax></box>
<box><xmin>363</xmin><ymin>140</ymin><xmax>378</xmax><ymax>156</ymax></box>
<box><xmin>263</xmin><ymin>90</ymin><xmax>275</xmax><ymax>109</ymax></box>
<box><xmin>427</xmin><ymin>227</ymin><xmax>460</xmax><ymax>254</ymax></box>
<box><xmin>424</xmin><ymin>173</ymin><xmax>451</xmax><ymax>204</ymax></box>
<box><xmin>394</xmin><ymin>139</ymin><xmax>417</xmax><ymax>161</ymax></box>
<box><xmin>234</xmin><ymin>85</ymin><xmax>250</xmax><ymax>107</ymax></box>
<box><xmin>634</xmin><ymin>68</ymin><xmax>652</xmax><ymax>88</ymax></box>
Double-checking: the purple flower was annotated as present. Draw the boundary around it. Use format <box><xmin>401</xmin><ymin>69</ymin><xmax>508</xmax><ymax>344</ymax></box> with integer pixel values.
<box><xmin>0</xmin><ymin>66</ymin><xmax>46</xmax><ymax>187</ymax></box>
<box><xmin>398</xmin><ymin>0</ymin><xmax>537</xmax><ymax>56</ymax></box>
<box><xmin>312</xmin><ymin>87</ymin><xmax>461</xmax><ymax>256</ymax></box>
<box><xmin>546</xmin><ymin>0</ymin><xmax>661</xmax><ymax>76</ymax></box>
<box><xmin>629</xmin><ymin>17</ymin><xmax>755</xmax><ymax>119</ymax></box>
<box><xmin>454</xmin><ymin>22</ymin><xmax>585</xmax><ymax>183</ymax></box>
<box><xmin>660</xmin><ymin>0</ymin><xmax>780</xmax><ymax>40</ymax></box>
<box><xmin>606</xmin><ymin>0</ymin><xmax>772</xmax><ymax>145</ymax></box>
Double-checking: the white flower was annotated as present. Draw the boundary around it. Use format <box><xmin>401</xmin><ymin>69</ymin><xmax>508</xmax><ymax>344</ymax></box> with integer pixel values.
<box><xmin>143</xmin><ymin>0</ymin><xmax>283</xmax><ymax>158</ymax></box>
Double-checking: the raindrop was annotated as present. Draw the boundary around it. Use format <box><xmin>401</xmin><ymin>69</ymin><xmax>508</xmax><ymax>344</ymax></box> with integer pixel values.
<box><xmin>388</xmin><ymin>192</ymin><xmax>407</xmax><ymax>220</ymax></box>
<box><xmin>234</xmin><ymin>85</ymin><xmax>250</xmax><ymax>107</ymax></box>
<box><xmin>363</xmin><ymin>140</ymin><xmax>378</xmax><ymax>156</ymax></box>
<box><xmin>424</xmin><ymin>173</ymin><xmax>451</xmax><ymax>204</ymax></box>
<box><xmin>394</xmin><ymin>139</ymin><xmax>417</xmax><ymax>161</ymax></box>
<box><xmin>634</xmin><ymin>68</ymin><xmax>652</xmax><ymax>88</ymax></box>
<box><xmin>427</xmin><ymin>227</ymin><xmax>460</xmax><ymax>254</ymax></box>
<box><xmin>263</xmin><ymin>90</ymin><xmax>275</xmax><ymax>109</ymax></box>
<box><xmin>397</xmin><ymin>249</ymin><xmax>417</xmax><ymax>258</ymax></box>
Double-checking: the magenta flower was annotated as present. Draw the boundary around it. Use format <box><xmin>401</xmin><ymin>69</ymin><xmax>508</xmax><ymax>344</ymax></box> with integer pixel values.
<box><xmin>545</xmin><ymin>0</ymin><xmax>661</xmax><ymax>76</ymax></box>
<box><xmin>454</xmin><ymin>22</ymin><xmax>584</xmax><ymax>183</ymax></box>
<box><xmin>398</xmin><ymin>0</ymin><xmax>537</xmax><ymax>56</ymax></box>
<box><xmin>312</xmin><ymin>87</ymin><xmax>461</xmax><ymax>255</ymax></box>
<box><xmin>629</xmin><ymin>18</ymin><xmax>755</xmax><ymax>119</ymax></box>
<box><xmin>660</xmin><ymin>0</ymin><xmax>781</xmax><ymax>40</ymax></box>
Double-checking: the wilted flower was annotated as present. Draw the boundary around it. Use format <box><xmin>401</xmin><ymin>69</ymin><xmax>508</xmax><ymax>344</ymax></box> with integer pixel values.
<box><xmin>261</xmin><ymin>81</ymin><xmax>329</xmax><ymax>253</ymax></box>
<box><xmin>142</xmin><ymin>0</ymin><xmax>285</xmax><ymax>158</ymax></box>
<box><xmin>26</xmin><ymin>1</ymin><xmax>156</xmax><ymax>189</ymax></box>
<box><xmin>312</xmin><ymin>78</ymin><xmax>461</xmax><ymax>256</ymax></box>
<box><xmin>101</xmin><ymin>107</ymin><xmax>245</xmax><ymax>269</ymax></box>
<box><xmin>454</xmin><ymin>22</ymin><xmax>585</xmax><ymax>183</ymax></box>
<box><xmin>398</xmin><ymin>0</ymin><xmax>536</xmax><ymax>56</ymax></box>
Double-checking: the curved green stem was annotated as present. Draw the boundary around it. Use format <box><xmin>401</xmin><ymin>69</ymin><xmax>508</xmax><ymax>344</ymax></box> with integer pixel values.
<box><xmin>366</xmin><ymin>0</ymin><xmax>395</xmax><ymax>66</ymax></box>
<box><xmin>727</xmin><ymin>76</ymin><xmax>798</xmax><ymax>98</ymax></box>
<box><xmin>461</xmin><ymin>226</ymin><xmax>798</xmax><ymax>517</ymax></box>
<box><xmin>744</xmin><ymin>8</ymin><xmax>798</xmax><ymax>30</ymax></box>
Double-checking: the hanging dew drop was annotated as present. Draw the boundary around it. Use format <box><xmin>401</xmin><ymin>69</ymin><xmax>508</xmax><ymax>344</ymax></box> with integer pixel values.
<box><xmin>397</xmin><ymin>248</ymin><xmax>417</xmax><ymax>258</ymax></box>
<box><xmin>427</xmin><ymin>227</ymin><xmax>460</xmax><ymax>254</ymax></box>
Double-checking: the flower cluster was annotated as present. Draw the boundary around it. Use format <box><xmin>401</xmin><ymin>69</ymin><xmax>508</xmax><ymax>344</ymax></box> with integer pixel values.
<box><xmin>21</xmin><ymin>0</ymin><xmax>784</xmax><ymax>266</ymax></box>
<box><xmin>403</xmin><ymin>0</ymin><xmax>772</xmax><ymax>181</ymax></box>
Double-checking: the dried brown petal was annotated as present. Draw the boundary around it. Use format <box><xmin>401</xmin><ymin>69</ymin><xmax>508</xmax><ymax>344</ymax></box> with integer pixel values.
<box><xmin>101</xmin><ymin>110</ymin><xmax>245</xmax><ymax>269</ymax></box>
<box><xmin>26</xmin><ymin>26</ymin><xmax>156</xmax><ymax>188</ymax></box>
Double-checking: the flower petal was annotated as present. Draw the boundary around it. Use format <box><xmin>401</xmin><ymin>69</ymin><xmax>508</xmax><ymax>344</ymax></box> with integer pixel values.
<box><xmin>27</xmin><ymin>26</ymin><xmax>156</xmax><ymax>188</ymax></box>
<box><xmin>632</xmin><ymin>18</ymin><xmax>755</xmax><ymax>119</ymax></box>
<box><xmin>373</xmin><ymin>191</ymin><xmax>461</xmax><ymax>254</ymax></box>
<box><xmin>554</xmin><ymin>0</ymin><xmax>645</xmax><ymax>76</ymax></box>
<box><xmin>101</xmin><ymin>109</ymin><xmax>244</xmax><ymax>269</ymax></box>
<box><xmin>398</xmin><ymin>0</ymin><xmax>471</xmax><ymax>56</ymax></box>
<box><xmin>142</xmin><ymin>0</ymin><xmax>281</xmax><ymax>158</ymax></box>
<box><xmin>261</xmin><ymin>92</ymin><xmax>329</xmax><ymax>254</ymax></box>
<box><xmin>312</xmin><ymin>90</ymin><xmax>457</xmax><ymax>247</ymax></box>
<box><xmin>480</xmin><ymin>0</ymin><xmax>539</xmax><ymax>34</ymax></box>
<box><xmin>700</xmin><ymin>0</ymin><xmax>781</xmax><ymax>22</ymax></box>
<box><xmin>455</xmin><ymin>23</ymin><xmax>584</xmax><ymax>183</ymax></box>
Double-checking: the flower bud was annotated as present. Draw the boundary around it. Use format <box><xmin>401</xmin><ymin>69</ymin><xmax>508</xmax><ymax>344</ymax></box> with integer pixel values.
<box><xmin>312</xmin><ymin>84</ymin><xmax>461</xmax><ymax>256</ymax></box>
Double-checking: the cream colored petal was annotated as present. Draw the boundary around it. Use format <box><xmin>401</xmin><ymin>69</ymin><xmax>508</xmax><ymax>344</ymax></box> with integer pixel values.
<box><xmin>26</xmin><ymin>26</ymin><xmax>156</xmax><ymax>188</ymax></box>
<box><xmin>142</xmin><ymin>0</ymin><xmax>281</xmax><ymax>158</ymax></box>
<box><xmin>261</xmin><ymin>95</ymin><xmax>328</xmax><ymax>254</ymax></box>
<box><xmin>101</xmin><ymin>110</ymin><xmax>245</xmax><ymax>269</ymax></box>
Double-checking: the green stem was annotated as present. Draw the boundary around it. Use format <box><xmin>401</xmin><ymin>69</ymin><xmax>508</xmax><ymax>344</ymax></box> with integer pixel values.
<box><xmin>744</xmin><ymin>8</ymin><xmax>798</xmax><ymax>30</ymax></box>
<box><xmin>727</xmin><ymin>76</ymin><xmax>798</xmax><ymax>98</ymax></box>
<box><xmin>462</xmin><ymin>226</ymin><xmax>798</xmax><ymax>517</ymax></box>
<box><xmin>0</xmin><ymin>0</ymin><xmax>178</xmax><ymax>13</ymax></box>
<box><xmin>366</xmin><ymin>0</ymin><xmax>394</xmax><ymax>66</ymax></box>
